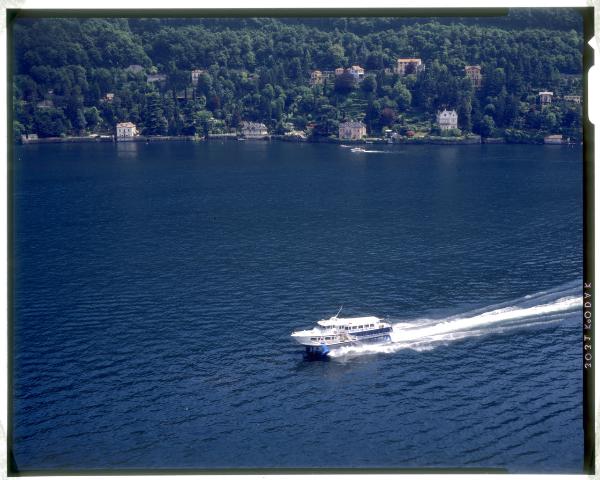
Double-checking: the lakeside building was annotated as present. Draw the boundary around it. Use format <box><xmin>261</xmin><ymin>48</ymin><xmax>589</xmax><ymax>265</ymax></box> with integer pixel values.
<box><xmin>335</xmin><ymin>67</ymin><xmax>345</xmax><ymax>76</ymax></box>
<box><xmin>563</xmin><ymin>95</ymin><xmax>582</xmax><ymax>104</ymax></box>
<box><xmin>465</xmin><ymin>65</ymin><xmax>482</xmax><ymax>88</ymax></box>
<box><xmin>544</xmin><ymin>134</ymin><xmax>563</xmax><ymax>144</ymax></box>
<box><xmin>339</xmin><ymin>121</ymin><xmax>367</xmax><ymax>140</ymax></box>
<box><xmin>241</xmin><ymin>121</ymin><xmax>269</xmax><ymax>139</ymax></box>
<box><xmin>285</xmin><ymin>130</ymin><xmax>307</xmax><ymax>140</ymax></box>
<box><xmin>147</xmin><ymin>73</ymin><xmax>167</xmax><ymax>84</ymax></box>
<box><xmin>191</xmin><ymin>69</ymin><xmax>205</xmax><ymax>85</ymax></box>
<box><xmin>116</xmin><ymin>122</ymin><xmax>138</xmax><ymax>141</ymax></box>
<box><xmin>395</xmin><ymin>58</ymin><xmax>424</xmax><ymax>76</ymax></box>
<box><xmin>539</xmin><ymin>91</ymin><xmax>554</xmax><ymax>105</ymax></box>
<box><xmin>310</xmin><ymin>70</ymin><xmax>324</xmax><ymax>86</ymax></box>
<box><xmin>436</xmin><ymin>109</ymin><xmax>459</xmax><ymax>130</ymax></box>
<box><xmin>21</xmin><ymin>133</ymin><xmax>38</xmax><ymax>142</ymax></box>
<box><xmin>104</xmin><ymin>93</ymin><xmax>115</xmax><ymax>102</ymax></box>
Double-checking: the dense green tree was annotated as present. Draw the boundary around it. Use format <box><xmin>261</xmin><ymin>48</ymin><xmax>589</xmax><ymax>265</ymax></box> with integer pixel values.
<box><xmin>394</xmin><ymin>81</ymin><xmax>412</xmax><ymax>110</ymax></box>
<box><xmin>325</xmin><ymin>44</ymin><xmax>346</xmax><ymax>67</ymax></box>
<box><xmin>334</xmin><ymin>72</ymin><xmax>355</xmax><ymax>94</ymax></box>
<box><xmin>13</xmin><ymin>120</ymin><xmax>25</xmax><ymax>142</ymax></box>
<box><xmin>34</xmin><ymin>107</ymin><xmax>68</xmax><ymax>137</ymax></box>
<box><xmin>143</xmin><ymin>92</ymin><xmax>168</xmax><ymax>135</ymax></box>
<box><xmin>84</xmin><ymin>106</ymin><xmax>101</xmax><ymax>130</ymax></box>
<box><xmin>457</xmin><ymin>97</ymin><xmax>472</xmax><ymax>132</ymax></box>
<box><xmin>380</xmin><ymin>107</ymin><xmax>396</xmax><ymax>126</ymax></box>
<box><xmin>475</xmin><ymin>114</ymin><xmax>496</xmax><ymax>137</ymax></box>
<box><xmin>11</xmin><ymin>13</ymin><xmax>584</xmax><ymax>140</ymax></box>
<box><xmin>360</xmin><ymin>75</ymin><xmax>377</xmax><ymax>94</ymax></box>
<box><xmin>483</xmin><ymin>67</ymin><xmax>507</xmax><ymax>98</ymax></box>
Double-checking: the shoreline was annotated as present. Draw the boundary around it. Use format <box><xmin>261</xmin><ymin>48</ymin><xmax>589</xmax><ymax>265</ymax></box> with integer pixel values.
<box><xmin>18</xmin><ymin>134</ymin><xmax>580</xmax><ymax>147</ymax></box>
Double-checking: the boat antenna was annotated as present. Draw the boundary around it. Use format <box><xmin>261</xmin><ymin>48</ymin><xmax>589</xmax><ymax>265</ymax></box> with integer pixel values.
<box><xmin>334</xmin><ymin>305</ymin><xmax>343</xmax><ymax>318</ymax></box>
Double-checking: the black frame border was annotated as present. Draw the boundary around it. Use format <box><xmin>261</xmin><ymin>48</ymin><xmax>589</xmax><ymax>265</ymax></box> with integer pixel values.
<box><xmin>6</xmin><ymin>7</ymin><xmax>595</xmax><ymax>477</ymax></box>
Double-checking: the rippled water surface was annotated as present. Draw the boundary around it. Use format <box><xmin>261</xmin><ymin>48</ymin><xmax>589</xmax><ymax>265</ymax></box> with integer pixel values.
<box><xmin>12</xmin><ymin>142</ymin><xmax>583</xmax><ymax>472</ymax></box>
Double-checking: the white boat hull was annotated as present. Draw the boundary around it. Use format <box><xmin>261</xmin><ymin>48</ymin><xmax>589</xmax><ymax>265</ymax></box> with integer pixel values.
<box><xmin>291</xmin><ymin>315</ymin><xmax>393</xmax><ymax>357</ymax></box>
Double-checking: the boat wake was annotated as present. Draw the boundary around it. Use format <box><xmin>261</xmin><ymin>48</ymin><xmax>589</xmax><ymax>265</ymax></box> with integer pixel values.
<box><xmin>329</xmin><ymin>281</ymin><xmax>582</xmax><ymax>358</ymax></box>
<box><xmin>350</xmin><ymin>148</ymin><xmax>389</xmax><ymax>154</ymax></box>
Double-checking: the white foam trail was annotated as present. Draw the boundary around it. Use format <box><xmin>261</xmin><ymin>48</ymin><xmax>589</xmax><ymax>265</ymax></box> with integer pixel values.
<box><xmin>330</xmin><ymin>292</ymin><xmax>582</xmax><ymax>358</ymax></box>
<box><xmin>353</xmin><ymin>149</ymin><xmax>388</xmax><ymax>153</ymax></box>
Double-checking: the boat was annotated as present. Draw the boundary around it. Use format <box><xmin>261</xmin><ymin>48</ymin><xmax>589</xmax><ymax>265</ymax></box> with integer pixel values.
<box><xmin>340</xmin><ymin>144</ymin><xmax>351</xmax><ymax>148</ymax></box>
<box><xmin>290</xmin><ymin>309</ymin><xmax>393</xmax><ymax>359</ymax></box>
<box><xmin>351</xmin><ymin>147</ymin><xmax>366</xmax><ymax>153</ymax></box>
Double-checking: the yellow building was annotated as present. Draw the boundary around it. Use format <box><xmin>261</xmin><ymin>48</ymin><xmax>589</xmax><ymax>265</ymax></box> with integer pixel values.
<box><xmin>395</xmin><ymin>58</ymin><xmax>423</xmax><ymax>75</ymax></box>
<box><xmin>310</xmin><ymin>70</ymin><xmax>324</xmax><ymax>86</ymax></box>
<box><xmin>339</xmin><ymin>121</ymin><xmax>366</xmax><ymax>140</ymax></box>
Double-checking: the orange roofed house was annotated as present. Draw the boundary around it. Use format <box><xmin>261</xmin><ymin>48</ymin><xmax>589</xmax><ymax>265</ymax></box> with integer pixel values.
<box><xmin>465</xmin><ymin>65</ymin><xmax>482</xmax><ymax>88</ymax></box>
<box><xmin>395</xmin><ymin>58</ymin><xmax>424</xmax><ymax>76</ymax></box>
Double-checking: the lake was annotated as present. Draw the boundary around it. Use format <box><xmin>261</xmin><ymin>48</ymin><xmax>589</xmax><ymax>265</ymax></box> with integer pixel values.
<box><xmin>11</xmin><ymin>141</ymin><xmax>583</xmax><ymax>472</ymax></box>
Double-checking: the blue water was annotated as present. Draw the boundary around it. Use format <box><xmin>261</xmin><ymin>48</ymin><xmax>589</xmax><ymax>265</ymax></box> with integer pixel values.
<box><xmin>12</xmin><ymin>141</ymin><xmax>583</xmax><ymax>472</ymax></box>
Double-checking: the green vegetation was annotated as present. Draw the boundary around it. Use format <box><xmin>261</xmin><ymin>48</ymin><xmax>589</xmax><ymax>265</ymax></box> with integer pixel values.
<box><xmin>12</xmin><ymin>11</ymin><xmax>583</xmax><ymax>142</ymax></box>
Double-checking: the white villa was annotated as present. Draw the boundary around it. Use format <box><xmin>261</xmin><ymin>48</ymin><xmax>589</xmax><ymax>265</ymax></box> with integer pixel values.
<box><xmin>191</xmin><ymin>69</ymin><xmax>205</xmax><ymax>85</ymax></box>
<box><xmin>436</xmin><ymin>109</ymin><xmax>458</xmax><ymax>131</ymax></box>
<box><xmin>332</xmin><ymin>66</ymin><xmax>365</xmax><ymax>83</ymax></box>
<box><xmin>241</xmin><ymin>121</ymin><xmax>269</xmax><ymax>139</ymax></box>
<box><xmin>347</xmin><ymin>65</ymin><xmax>365</xmax><ymax>82</ymax></box>
<box><xmin>339</xmin><ymin>121</ymin><xmax>367</xmax><ymax>140</ymax></box>
<box><xmin>539</xmin><ymin>91</ymin><xmax>554</xmax><ymax>105</ymax></box>
<box><xmin>116</xmin><ymin>122</ymin><xmax>138</xmax><ymax>141</ymax></box>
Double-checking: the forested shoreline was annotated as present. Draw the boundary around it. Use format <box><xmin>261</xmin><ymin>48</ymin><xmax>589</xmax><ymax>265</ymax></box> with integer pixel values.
<box><xmin>12</xmin><ymin>10</ymin><xmax>584</xmax><ymax>143</ymax></box>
